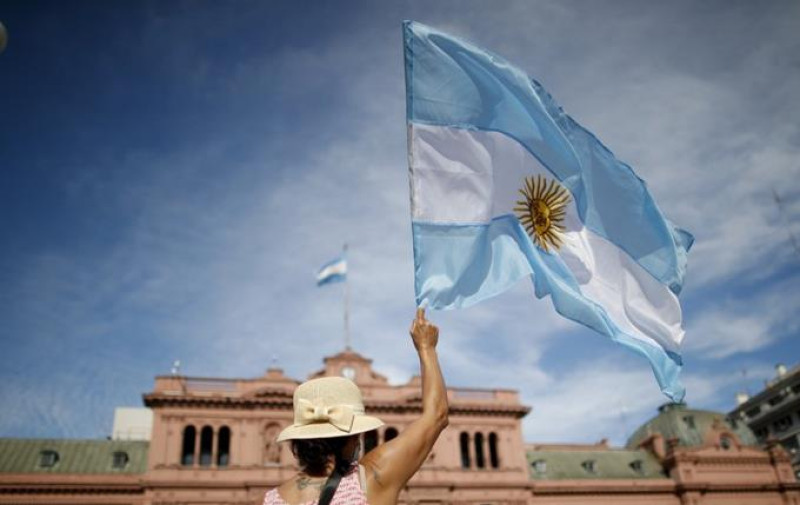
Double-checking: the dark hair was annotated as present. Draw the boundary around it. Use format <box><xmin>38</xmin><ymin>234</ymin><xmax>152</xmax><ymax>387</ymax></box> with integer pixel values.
<box><xmin>291</xmin><ymin>436</ymin><xmax>353</xmax><ymax>476</ymax></box>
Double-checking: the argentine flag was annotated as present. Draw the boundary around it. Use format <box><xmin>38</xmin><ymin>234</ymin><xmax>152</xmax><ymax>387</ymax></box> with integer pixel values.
<box><xmin>404</xmin><ymin>22</ymin><xmax>693</xmax><ymax>401</ymax></box>
<box><xmin>317</xmin><ymin>256</ymin><xmax>347</xmax><ymax>286</ymax></box>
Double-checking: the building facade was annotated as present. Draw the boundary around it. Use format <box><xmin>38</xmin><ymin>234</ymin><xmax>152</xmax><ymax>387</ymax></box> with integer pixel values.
<box><xmin>729</xmin><ymin>363</ymin><xmax>800</xmax><ymax>477</ymax></box>
<box><xmin>1</xmin><ymin>349</ymin><xmax>799</xmax><ymax>504</ymax></box>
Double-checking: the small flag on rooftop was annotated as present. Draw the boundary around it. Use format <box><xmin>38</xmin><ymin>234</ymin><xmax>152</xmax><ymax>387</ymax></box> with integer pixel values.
<box><xmin>316</xmin><ymin>255</ymin><xmax>347</xmax><ymax>287</ymax></box>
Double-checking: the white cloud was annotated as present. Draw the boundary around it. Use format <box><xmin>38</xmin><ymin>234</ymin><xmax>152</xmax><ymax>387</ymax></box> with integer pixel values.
<box><xmin>682</xmin><ymin>276</ymin><xmax>800</xmax><ymax>359</ymax></box>
<box><xmin>686</xmin><ymin>312</ymin><xmax>772</xmax><ymax>359</ymax></box>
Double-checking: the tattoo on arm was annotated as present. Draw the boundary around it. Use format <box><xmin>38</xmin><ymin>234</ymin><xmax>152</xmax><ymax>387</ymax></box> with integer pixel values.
<box><xmin>371</xmin><ymin>467</ymin><xmax>384</xmax><ymax>487</ymax></box>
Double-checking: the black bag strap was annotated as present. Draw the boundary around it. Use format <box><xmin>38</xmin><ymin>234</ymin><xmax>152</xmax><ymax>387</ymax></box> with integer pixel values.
<box><xmin>317</xmin><ymin>468</ymin><xmax>344</xmax><ymax>505</ymax></box>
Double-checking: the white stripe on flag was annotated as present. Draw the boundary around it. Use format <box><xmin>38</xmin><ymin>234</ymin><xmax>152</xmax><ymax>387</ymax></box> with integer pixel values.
<box><xmin>410</xmin><ymin>123</ymin><xmax>684</xmax><ymax>353</ymax></box>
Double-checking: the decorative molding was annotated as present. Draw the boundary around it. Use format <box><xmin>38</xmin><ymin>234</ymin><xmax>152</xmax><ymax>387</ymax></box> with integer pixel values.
<box><xmin>0</xmin><ymin>484</ymin><xmax>144</xmax><ymax>495</ymax></box>
<box><xmin>144</xmin><ymin>395</ymin><xmax>294</xmax><ymax>409</ymax></box>
<box><xmin>144</xmin><ymin>394</ymin><xmax>528</xmax><ymax>418</ymax></box>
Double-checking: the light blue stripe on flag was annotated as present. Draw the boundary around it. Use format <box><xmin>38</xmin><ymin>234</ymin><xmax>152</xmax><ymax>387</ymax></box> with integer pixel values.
<box><xmin>404</xmin><ymin>21</ymin><xmax>692</xmax><ymax>401</ymax></box>
<box><xmin>413</xmin><ymin>218</ymin><xmax>684</xmax><ymax>401</ymax></box>
<box><xmin>404</xmin><ymin>21</ymin><xmax>692</xmax><ymax>295</ymax></box>
<box><xmin>317</xmin><ymin>256</ymin><xmax>347</xmax><ymax>286</ymax></box>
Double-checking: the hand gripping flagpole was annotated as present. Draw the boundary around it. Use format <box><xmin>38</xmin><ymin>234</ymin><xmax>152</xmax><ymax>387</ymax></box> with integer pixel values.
<box><xmin>343</xmin><ymin>243</ymin><xmax>351</xmax><ymax>350</ymax></box>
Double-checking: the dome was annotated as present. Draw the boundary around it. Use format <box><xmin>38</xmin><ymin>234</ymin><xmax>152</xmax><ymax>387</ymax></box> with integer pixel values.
<box><xmin>625</xmin><ymin>402</ymin><xmax>757</xmax><ymax>449</ymax></box>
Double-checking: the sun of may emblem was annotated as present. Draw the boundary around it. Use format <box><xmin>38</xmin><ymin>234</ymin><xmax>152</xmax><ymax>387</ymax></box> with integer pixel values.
<box><xmin>514</xmin><ymin>175</ymin><xmax>571</xmax><ymax>252</ymax></box>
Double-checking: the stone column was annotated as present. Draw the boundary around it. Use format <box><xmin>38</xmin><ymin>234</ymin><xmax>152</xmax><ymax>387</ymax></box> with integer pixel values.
<box><xmin>483</xmin><ymin>434</ymin><xmax>491</xmax><ymax>469</ymax></box>
<box><xmin>193</xmin><ymin>427</ymin><xmax>200</xmax><ymax>468</ymax></box>
<box><xmin>211</xmin><ymin>426</ymin><xmax>219</xmax><ymax>467</ymax></box>
<box><xmin>468</xmin><ymin>432</ymin><xmax>476</xmax><ymax>469</ymax></box>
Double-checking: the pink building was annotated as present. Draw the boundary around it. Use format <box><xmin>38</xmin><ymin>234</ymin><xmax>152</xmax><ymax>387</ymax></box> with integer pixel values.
<box><xmin>1</xmin><ymin>349</ymin><xmax>798</xmax><ymax>504</ymax></box>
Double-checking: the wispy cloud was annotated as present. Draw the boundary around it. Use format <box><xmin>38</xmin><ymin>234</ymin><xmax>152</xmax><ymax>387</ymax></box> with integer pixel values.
<box><xmin>684</xmin><ymin>280</ymin><xmax>800</xmax><ymax>359</ymax></box>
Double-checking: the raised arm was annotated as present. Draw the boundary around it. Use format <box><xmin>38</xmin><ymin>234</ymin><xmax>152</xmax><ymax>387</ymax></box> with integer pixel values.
<box><xmin>361</xmin><ymin>308</ymin><xmax>448</xmax><ymax>505</ymax></box>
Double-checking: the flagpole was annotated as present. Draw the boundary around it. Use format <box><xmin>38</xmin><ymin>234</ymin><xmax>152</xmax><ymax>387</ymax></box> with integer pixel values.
<box><xmin>343</xmin><ymin>243</ymin><xmax>351</xmax><ymax>350</ymax></box>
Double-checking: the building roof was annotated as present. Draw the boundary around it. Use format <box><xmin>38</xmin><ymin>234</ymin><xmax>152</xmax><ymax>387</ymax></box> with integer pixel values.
<box><xmin>145</xmin><ymin>348</ymin><xmax>530</xmax><ymax>418</ymax></box>
<box><xmin>0</xmin><ymin>439</ymin><xmax>148</xmax><ymax>474</ymax></box>
<box><xmin>526</xmin><ymin>446</ymin><xmax>666</xmax><ymax>480</ymax></box>
<box><xmin>626</xmin><ymin>402</ymin><xmax>757</xmax><ymax>449</ymax></box>
<box><xmin>729</xmin><ymin>362</ymin><xmax>800</xmax><ymax>422</ymax></box>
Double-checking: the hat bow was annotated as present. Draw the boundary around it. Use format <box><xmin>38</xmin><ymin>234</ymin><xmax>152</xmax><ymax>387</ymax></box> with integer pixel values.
<box><xmin>297</xmin><ymin>399</ymin><xmax>355</xmax><ymax>433</ymax></box>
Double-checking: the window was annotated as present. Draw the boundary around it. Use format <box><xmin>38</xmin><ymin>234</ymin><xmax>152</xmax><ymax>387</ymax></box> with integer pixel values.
<box><xmin>112</xmin><ymin>451</ymin><xmax>129</xmax><ymax>469</ymax></box>
<box><xmin>364</xmin><ymin>430</ymin><xmax>378</xmax><ymax>454</ymax></box>
<box><xmin>682</xmin><ymin>415</ymin><xmax>696</xmax><ymax>429</ymax></box>
<box><xmin>754</xmin><ymin>426</ymin><xmax>769</xmax><ymax>441</ymax></box>
<box><xmin>474</xmin><ymin>432</ymin><xmax>485</xmax><ymax>469</ymax></box>
<box><xmin>775</xmin><ymin>416</ymin><xmax>793</xmax><ymax>433</ymax></box>
<box><xmin>199</xmin><ymin>426</ymin><xmax>213</xmax><ymax>466</ymax></box>
<box><xmin>581</xmin><ymin>460</ymin><xmax>596</xmax><ymax>474</ymax></box>
<box><xmin>38</xmin><ymin>450</ymin><xmax>59</xmax><ymax>468</ymax></box>
<box><xmin>769</xmin><ymin>394</ymin><xmax>786</xmax><ymax>406</ymax></box>
<box><xmin>630</xmin><ymin>460</ymin><xmax>644</xmax><ymax>474</ymax></box>
<box><xmin>531</xmin><ymin>459</ymin><xmax>546</xmax><ymax>474</ymax></box>
<box><xmin>384</xmin><ymin>427</ymin><xmax>398</xmax><ymax>443</ymax></box>
<box><xmin>181</xmin><ymin>425</ymin><xmax>196</xmax><ymax>466</ymax></box>
<box><xmin>217</xmin><ymin>426</ymin><xmax>230</xmax><ymax>467</ymax></box>
<box><xmin>720</xmin><ymin>436</ymin><xmax>732</xmax><ymax>450</ymax></box>
<box><xmin>459</xmin><ymin>432</ymin><xmax>471</xmax><ymax>469</ymax></box>
<box><xmin>488</xmin><ymin>432</ymin><xmax>499</xmax><ymax>469</ymax></box>
<box><xmin>746</xmin><ymin>406</ymin><xmax>762</xmax><ymax>418</ymax></box>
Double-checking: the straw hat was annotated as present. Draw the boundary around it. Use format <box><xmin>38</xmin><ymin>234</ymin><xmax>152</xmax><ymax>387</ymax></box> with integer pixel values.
<box><xmin>277</xmin><ymin>377</ymin><xmax>384</xmax><ymax>442</ymax></box>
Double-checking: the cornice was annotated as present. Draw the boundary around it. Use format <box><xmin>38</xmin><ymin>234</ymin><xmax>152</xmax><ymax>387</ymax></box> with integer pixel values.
<box><xmin>666</xmin><ymin>451</ymin><xmax>772</xmax><ymax>466</ymax></box>
<box><xmin>530</xmin><ymin>479</ymin><xmax>676</xmax><ymax>495</ymax></box>
<box><xmin>142</xmin><ymin>479</ymin><xmax>249</xmax><ymax>489</ymax></box>
<box><xmin>368</xmin><ymin>401</ymin><xmax>529</xmax><ymax>418</ymax></box>
<box><xmin>676</xmin><ymin>482</ymin><xmax>800</xmax><ymax>493</ymax></box>
<box><xmin>0</xmin><ymin>484</ymin><xmax>143</xmax><ymax>495</ymax></box>
<box><xmin>245</xmin><ymin>387</ymin><xmax>294</xmax><ymax>399</ymax></box>
<box><xmin>143</xmin><ymin>395</ymin><xmax>294</xmax><ymax>409</ymax></box>
<box><xmin>152</xmin><ymin>502</ymin><xmax>253</xmax><ymax>505</ymax></box>
<box><xmin>143</xmin><ymin>395</ymin><xmax>529</xmax><ymax>418</ymax></box>
<box><xmin>408</xmin><ymin>480</ymin><xmax>533</xmax><ymax>490</ymax></box>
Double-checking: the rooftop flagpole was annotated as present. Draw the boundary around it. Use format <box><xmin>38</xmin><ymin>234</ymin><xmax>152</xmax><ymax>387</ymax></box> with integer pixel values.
<box><xmin>343</xmin><ymin>243</ymin><xmax>351</xmax><ymax>350</ymax></box>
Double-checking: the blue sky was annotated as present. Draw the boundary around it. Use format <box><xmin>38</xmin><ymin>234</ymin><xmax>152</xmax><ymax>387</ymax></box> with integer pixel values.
<box><xmin>1</xmin><ymin>0</ymin><xmax>798</xmax><ymax>445</ymax></box>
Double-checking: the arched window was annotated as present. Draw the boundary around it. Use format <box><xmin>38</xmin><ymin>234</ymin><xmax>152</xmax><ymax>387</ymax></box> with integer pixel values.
<box><xmin>263</xmin><ymin>423</ymin><xmax>281</xmax><ymax>464</ymax></box>
<box><xmin>384</xmin><ymin>427</ymin><xmax>398</xmax><ymax>443</ymax></box>
<box><xmin>459</xmin><ymin>432</ymin><xmax>471</xmax><ymax>469</ymax></box>
<box><xmin>474</xmin><ymin>432</ymin><xmax>485</xmax><ymax>469</ymax></box>
<box><xmin>181</xmin><ymin>425</ymin><xmax>196</xmax><ymax>466</ymax></box>
<box><xmin>217</xmin><ymin>426</ymin><xmax>231</xmax><ymax>466</ymax></box>
<box><xmin>488</xmin><ymin>432</ymin><xmax>499</xmax><ymax>469</ymax></box>
<box><xmin>364</xmin><ymin>430</ymin><xmax>378</xmax><ymax>454</ymax></box>
<box><xmin>199</xmin><ymin>426</ymin><xmax>213</xmax><ymax>466</ymax></box>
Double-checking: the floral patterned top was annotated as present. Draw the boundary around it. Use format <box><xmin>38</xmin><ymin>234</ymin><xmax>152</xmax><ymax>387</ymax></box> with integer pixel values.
<box><xmin>263</xmin><ymin>466</ymin><xmax>368</xmax><ymax>505</ymax></box>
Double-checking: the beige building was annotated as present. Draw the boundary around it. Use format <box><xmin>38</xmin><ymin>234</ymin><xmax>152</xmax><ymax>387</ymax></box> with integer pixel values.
<box><xmin>1</xmin><ymin>348</ymin><xmax>799</xmax><ymax>504</ymax></box>
<box><xmin>729</xmin><ymin>363</ymin><xmax>800</xmax><ymax>476</ymax></box>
